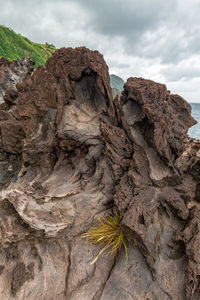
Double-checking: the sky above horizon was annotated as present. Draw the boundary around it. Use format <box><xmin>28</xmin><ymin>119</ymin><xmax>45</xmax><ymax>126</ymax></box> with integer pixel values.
<box><xmin>1</xmin><ymin>0</ymin><xmax>200</xmax><ymax>103</ymax></box>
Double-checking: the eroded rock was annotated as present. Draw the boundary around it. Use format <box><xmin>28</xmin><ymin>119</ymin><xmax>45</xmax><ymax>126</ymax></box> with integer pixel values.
<box><xmin>0</xmin><ymin>57</ymin><xmax>34</xmax><ymax>105</ymax></box>
<box><xmin>0</xmin><ymin>47</ymin><xmax>200</xmax><ymax>299</ymax></box>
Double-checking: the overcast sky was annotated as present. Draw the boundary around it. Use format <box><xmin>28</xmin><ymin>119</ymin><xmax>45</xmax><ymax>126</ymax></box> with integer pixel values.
<box><xmin>1</xmin><ymin>0</ymin><xmax>200</xmax><ymax>102</ymax></box>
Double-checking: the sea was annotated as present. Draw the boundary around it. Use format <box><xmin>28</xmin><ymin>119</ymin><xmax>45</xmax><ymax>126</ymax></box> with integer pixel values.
<box><xmin>188</xmin><ymin>103</ymin><xmax>200</xmax><ymax>140</ymax></box>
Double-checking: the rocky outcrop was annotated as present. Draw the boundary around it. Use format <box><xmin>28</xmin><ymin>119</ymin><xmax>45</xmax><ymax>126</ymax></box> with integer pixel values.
<box><xmin>0</xmin><ymin>57</ymin><xmax>34</xmax><ymax>104</ymax></box>
<box><xmin>0</xmin><ymin>47</ymin><xmax>200</xmax><ymax>299</ymax></box>
<box><xmin>0</xmin><ymin>57</ymin><xmax>34</xmax><ymax>193</ymax></box>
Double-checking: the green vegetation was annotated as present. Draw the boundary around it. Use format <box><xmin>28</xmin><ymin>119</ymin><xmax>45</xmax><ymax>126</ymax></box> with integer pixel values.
<box><xmin>0</xmin><ymin>25</ymin><xmax>56</xmax><ymax>68</ymax></box>
<box><xmin>83</xmin><ymin>213</ymin><xmax>128</xmax><ymax>269</ymax></box>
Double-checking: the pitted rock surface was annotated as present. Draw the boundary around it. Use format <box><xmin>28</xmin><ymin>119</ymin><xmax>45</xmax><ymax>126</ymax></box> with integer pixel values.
<box><xmin>0</xmin><ymin>47</ymin><xmax>200</xmax><ymax>300</ymax></box>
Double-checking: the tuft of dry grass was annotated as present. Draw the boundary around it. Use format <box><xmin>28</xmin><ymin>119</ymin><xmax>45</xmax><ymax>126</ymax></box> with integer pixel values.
<box><xmin>83</xmin><ymin>213</ymin><xmax>128</xmax><ymax>269</ymax></box>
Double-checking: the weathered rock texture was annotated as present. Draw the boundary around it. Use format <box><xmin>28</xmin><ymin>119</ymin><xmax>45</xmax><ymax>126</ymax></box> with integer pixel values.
<box><xmin>0</xmin><ymin>57</ymin><xmax>34</xmax><ymax>104</ymax></box>
<box><xmin>0</xmin><ymin>47</ymin><xmax>200</xmax><ymax>300</ymax></box>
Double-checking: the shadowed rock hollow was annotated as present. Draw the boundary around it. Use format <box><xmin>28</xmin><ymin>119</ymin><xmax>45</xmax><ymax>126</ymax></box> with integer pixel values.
<box><xmin>0</xmin><ymin>47</ymin><xmax>200</xmax><ymax>300</ymax></box>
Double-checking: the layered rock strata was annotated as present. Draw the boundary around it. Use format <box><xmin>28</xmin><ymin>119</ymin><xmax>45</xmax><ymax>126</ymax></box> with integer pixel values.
<box><xmin>0</xmin><ymin>47</ymin><xmax>200</xmax><ymax>300</ymax></box>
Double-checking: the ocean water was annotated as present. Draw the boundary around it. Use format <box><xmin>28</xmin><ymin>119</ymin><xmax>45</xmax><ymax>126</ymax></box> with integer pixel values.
<box><xmin>188</xmin><ymin>103</ymin><xmax>200</xmax><ymax>140</ymax></box>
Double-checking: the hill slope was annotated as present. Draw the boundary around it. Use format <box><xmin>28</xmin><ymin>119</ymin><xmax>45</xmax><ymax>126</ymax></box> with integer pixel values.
<box><xmin>0</xmin><ymin>25</ymin><xmax>56</xmax><ymax>68</ymax></box>
<box><xmin>110</xmin><ymin>74</ymin><xmax>124</xmax><ymax>91</ymax></box>
<box><xmin>110</xmin><ymin>74</ymin><xmax>125</xmax><ymax>98</ymax></box>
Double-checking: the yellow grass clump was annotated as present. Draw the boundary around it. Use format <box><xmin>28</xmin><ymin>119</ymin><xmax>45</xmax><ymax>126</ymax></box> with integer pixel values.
<box><xmin>83</xmin><ymin>213</ymin><xmax>128</xmax><ymax>269</ymax></box>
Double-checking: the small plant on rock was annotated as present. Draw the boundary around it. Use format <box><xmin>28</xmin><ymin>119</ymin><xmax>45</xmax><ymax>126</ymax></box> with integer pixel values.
<box><xmin>83</xmin><ymin>213</ymin><xmax>128</xmax><ymax>269</ymax></box>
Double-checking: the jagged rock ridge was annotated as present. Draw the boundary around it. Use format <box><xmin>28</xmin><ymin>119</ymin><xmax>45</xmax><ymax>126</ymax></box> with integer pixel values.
<box><xmin>0</xmin><ymin>47</ymin><xmax>200</xmax><ymax>300</ymax></box>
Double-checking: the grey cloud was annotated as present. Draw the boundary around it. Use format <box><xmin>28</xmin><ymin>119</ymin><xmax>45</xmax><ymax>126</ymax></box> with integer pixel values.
<box><xmin>73</xmin><ymin>0</ymin><xmax>174</xmax><ymax>41</ymax></box>
<box><xmin>1</xmin><ymin>0</ymin><xmax>199</xmax><ymax>63</ymax></box>
<box><xmin>137</xmin><ymin>27</ymin><xmax>200</xmax><ymax>64</ymax></box>
<box><xmin>134</xmin><ymin>2</ymin><xmax>200</xmax><ymax>63</ymax></box>
<box><xmin>162</xmin><ymin>65</ymin><xmax>200</xmax><ymax>82</ymax></box>
<box><xmin>72</xmin><ymin>0</ymin><xmax>200</xmax><ymax>67</ymax></box>
<box><xmin>1</xmin><ymin>0</ymin><xmax>200</xmax><ymax>98</ymax></box>
<box><xmin>115</xmin><ymin>63</ymin><xmax>130</xmax><ymax>69</ymax></box>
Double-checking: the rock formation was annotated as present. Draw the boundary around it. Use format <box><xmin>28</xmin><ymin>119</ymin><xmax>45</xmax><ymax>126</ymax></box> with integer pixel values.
<box><xmin>0</xmin><ymin>57</ymin><xmax>34</xmax><ymax>104</ymax></box>
<box><xmin>0</xmin><ymin>47</ymin><xmax>200</xmax><ymax>300</ymax></box>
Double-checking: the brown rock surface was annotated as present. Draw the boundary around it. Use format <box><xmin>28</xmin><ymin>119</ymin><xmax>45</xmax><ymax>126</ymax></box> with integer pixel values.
<box><xmin>0</xmin><ymin>57</ymin><xmax>34</xmax><ymax>191</ymax></box>
<box><xmin>0</xmin><ymin>47</ymin><xmax>200</xmax><ymax>299</ymax></box>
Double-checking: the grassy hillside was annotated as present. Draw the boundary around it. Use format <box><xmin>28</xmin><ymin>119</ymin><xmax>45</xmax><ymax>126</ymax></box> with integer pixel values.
<box><xmin>0</xmin><ymin>25</ymin><xmax>56</xmax><ymax>68</ymax></box>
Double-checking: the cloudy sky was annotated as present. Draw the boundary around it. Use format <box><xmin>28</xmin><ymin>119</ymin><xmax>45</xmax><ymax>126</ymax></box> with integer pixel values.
<box><xmin>1</xmin><ymin>0</ymin><xmax>200</xmax><ymax>102</ymax></box>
